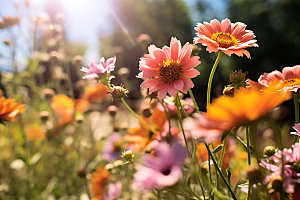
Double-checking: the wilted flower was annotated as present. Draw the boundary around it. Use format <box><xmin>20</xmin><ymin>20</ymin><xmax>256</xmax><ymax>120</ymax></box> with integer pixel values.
<box><xmin>133</xmin><ymin>141</ymin><xmax>186</xmax><ymax>191</ymax></box>
<box><xmin>0</xmin><ymin>96</ymin><xmax>24</xmax><ymax>123</ymax></box>
<box><xmin>39</xmin><ymin>111</ymin><xmax>49</xmax><ymax>122</ymax></box>
<box><xmin>194</xmin><ymin>18</ymin><xmax>258</xmax><ymax>58</ymax></box>
<box><xmin>121</xmin><ymin>150</ymin><xmax>134</xmax><ymax>164</ymax></box>
<box><xmin>81</xmin><ymin>56</ymin><xmax>116</xmax><ymax>80</ymax></box>
<box><xmin>102</xmin><ymin>133</ymin><xmax>122</xmax><ymax>162</ymax></box>
<box><xmin>138</xmin><ymin>37</ymin><xmax>200</xmax><ymax>101</ymax></box>
<box><xmin>137</xmin><ymin>33</ymin><xmax>151</xmax><ymax>44</ymax></box>
<box><xmin>41</xmin><ymin>88</ymin><xmax>55</xmax><ymax>100</ymax></box>
<box><xmin>107</xmin><ymin>105</ymin><xmax>118</xmax><ymax>117</ymax></box>
<box><xmin>109</xmin><ymin>85</ymin><xmax>129</xmax><ymax>100</ymax></box>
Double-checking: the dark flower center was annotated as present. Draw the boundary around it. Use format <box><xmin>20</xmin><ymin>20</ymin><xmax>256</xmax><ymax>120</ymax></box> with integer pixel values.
<box><xmin>161</xmin><ymin>167</ymin><xmax>171</xmax><ymax>175</ymax></box>
<box><xmin>159</xmin><ymin>60</ymin><xmax>182</xmax><ymax>84</ymax></box>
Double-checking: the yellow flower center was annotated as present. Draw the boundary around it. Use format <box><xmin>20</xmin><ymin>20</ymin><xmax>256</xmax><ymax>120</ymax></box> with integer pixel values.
<box><xmin>159</xmin><ymin>60</ymin><xmax>182</xmax><ymax>84</ymax></box>
<box><xmin>283</xmin><ymin>79</ymin><xmax>300</xmax><ymax>88</ymax></box>
<box><xmin>211</xmin><ymin>32</ymin><xmax>237</xmax><ymax>48</ymax></box>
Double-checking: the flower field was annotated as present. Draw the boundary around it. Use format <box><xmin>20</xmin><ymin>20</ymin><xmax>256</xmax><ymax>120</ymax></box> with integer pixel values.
<box><xmin>0</xmin><ymin>0</ymin><xmax>300</xmax><ymax>199</ymax></box>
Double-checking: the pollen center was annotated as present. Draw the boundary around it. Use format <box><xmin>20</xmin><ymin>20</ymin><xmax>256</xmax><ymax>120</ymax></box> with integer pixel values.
<box><xmin>211</xmin><ymin>32</ymin><xmax>237</xmax><ymax>48</ymax></box>
<box><xmin>159</xmin><ymin>60</ymin><xmax>182</xmax><ymax>84</ymax></box>
<box><xmin>283</xmin><ymin>79</ymin><xmax>300</xmax><ymax>88</ymax></box>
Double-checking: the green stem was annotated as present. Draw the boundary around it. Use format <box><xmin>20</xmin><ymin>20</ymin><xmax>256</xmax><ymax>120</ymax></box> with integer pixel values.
<box><xmin>175</xmin><ymin>94</ymin><xmax>190</xmax><ymax>155</ymax></box>
<box><xmin>206</xmin><ymin>51</ymin><xmax>222</xmax><ymax>107</ymax></box>
<box><xmin>218</xmin><ymin>135</ymin><xmax>227</xmax><ymax>168</ymax></box>
<box><xmin>246</xmin><ymin>126</ymin><xmax>251</xmax><ymax>166</ymax></box>
<box><xmin>205</xmin><ymin>143</ymin><xmax>237</xmax><ymax>200</ymax></box>
<box><xmin>176</xmin><ymin>93</ymin><xmax>189</xmax><ymax>118</ymax></box>
<box><xmin>293</xmin><ymin>93</ymin><xmax>299</xmax><ymax>143</ymax></box>
<box><xmin>120</xmin><ymin>98</ymin><xmax>159</xmax><ymax>135</ymax></box>
<box><xmin>159</xmin><ymin>101</ymin><xmax>172</xmax><ymax>136</ymax></box>
<box><xmin>188</xmin><ymin>88</ymin><xmax>200</xmax><ymax>112</ymax></box>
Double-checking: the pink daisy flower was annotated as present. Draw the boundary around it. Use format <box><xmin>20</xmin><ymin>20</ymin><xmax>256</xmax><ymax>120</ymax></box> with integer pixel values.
<box><xmin>138</xmin><ymin>37</ymin><xmax>201</xmax><ymax>101</ymax></box>
<box><xmin>257</xmin><ymin>65</ymin><xmax>300</xmax><ymax>93</ymax></box>
<box><xmin>81</xmin><ymin>56</ymin><xmax>116</xmax><ymax>80</ymax></box>
<box><xmin>194</xmin><ymin>18</ymin><xmax>258</xmax><ymax>58</ymax></box>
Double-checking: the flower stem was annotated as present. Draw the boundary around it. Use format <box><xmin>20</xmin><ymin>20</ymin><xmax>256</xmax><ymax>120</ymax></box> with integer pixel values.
<box><xmin>293</xmin><ymin>93</ymin><xmax>299</xmax><ymax>143</ymax></box>
<box><xmin>120</xmin><ymin>98</ymin><xmax>159</xmax><ymax>135</ymax></box>
<box><xmin>188</xmin><ymin>88</ymin><xmax>200</xmax><ymax>112</ymax></box>
<box><xmin>176</xmin><ymin>93</ymin><xmax>189</xmax><ymax>118</ymax></box>
<box><xmin>205</xmin><ymin>143</ymin><xmax>237</xmax><ymax>200</ymax></box>
<box><xmin>206</xmin><ymin>51</ymin><xmax>222</xmax><ymax>107</ymax></box>
<box><xmin>218</xmin><ymin>135</ymin><xmax>227</xmax><ymax>168</ymax></box>
<box><xmin>175</xmin><ymin>93</ymin><xmax>190</xmax><ymax>155</ymax></box>
<box><xmin>246</xmin><ymin>126</ymin><xmax>252</xmax><ymax>200</ymax></box>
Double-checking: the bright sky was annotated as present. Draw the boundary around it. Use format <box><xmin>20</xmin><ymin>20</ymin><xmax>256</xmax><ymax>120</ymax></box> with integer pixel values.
<box><xmin>0</xmin><ymin>0</ymin><xmax>227</xmax><ymax>71</ymax></box>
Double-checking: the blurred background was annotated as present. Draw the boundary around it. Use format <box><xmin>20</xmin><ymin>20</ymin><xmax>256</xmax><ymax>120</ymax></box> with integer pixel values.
<box><xmin>0</xmin><ymin>0</ymin><xmax>299</xmax><ymax>108</ymax></box>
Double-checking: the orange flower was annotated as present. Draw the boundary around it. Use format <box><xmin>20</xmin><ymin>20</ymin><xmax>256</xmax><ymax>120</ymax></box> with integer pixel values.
<box><xmin>124</xmin><ymin>106</ymin><xmax>167</xmax><ymax>152</ymax></box>
<box><xmin>91</xmin><ymin>166</ymin><xmax>110</xmax><ymax>200</ymax></box>
<box><xmin>0</xmin><ymin>96</ymin><xmax>24</xmax><ymax>122</ymax></box>
<box><xmin>84</xmin><ymin>83</ymin><xmax>109</xmax><ymax>103</ymax></box>
<box><xmin>184</xmin><ymin>85</ymin><xmax>291</xmax><ymax>143</ymax></box>
<box><xmin>51</xmin><ymin>95</ymin><xmax>74</xmax><ymax>125</ymax></box>
<box><xmin>25</xmin><ymin>124</ymin><xmax>45</xmax><ymax>140</ymax></box>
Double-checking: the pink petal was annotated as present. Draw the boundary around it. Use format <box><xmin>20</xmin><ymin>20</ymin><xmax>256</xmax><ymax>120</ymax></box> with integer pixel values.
<box><xmin>170</xmin><ymin>37</ymin><xmax>181</xmax><ymax>61</ymax></box>
<box><xmin>210</xmin><ymin>19</ymin><xmax>221</xmax><ymax>33</ymax></box>
<box><xmin>158</xmin><ymin>84</ymin><xmax>169</xmax><ymax>101</ymax></box>
<box><xmin>153</xmin><ymin>49</ymin><xmax>167</xmax><ymax>65</ymax></box>
<box><xmin>179</xmin><ymin>43</ymin><xmax>193</xmax><ymax>65</ymax></box>
<box><xmin>282</xmin><ymin>67</ymin><xmax>297</xmax><ymax>80</ymax></box>
<box><xmin>141</xmin><ymin>79</ymin><xmax>160</xmax><ymax>88</ymax></box>
<box><xmin>182</xmin><ymin>69</ymin><xmax>200</xmax><ymax>78</ymax></box>
<box><xmin>221</xmin><ymin>18</ymin><xmax>232</xmax><ymax>33</ymax></box>
<box><xmin>181</xmin><ymin>78</ymin><xmax>194</xmax><ymax>93</ymax></box>
<box><xmin>182</xmin><ymin>56</ymin><xmax>201</xmax><ymax>70</ymax></box>
<box><xmin>174</xmin><ymin>79</ymin><xmax>184</xmax><ymax>91</ymax></box>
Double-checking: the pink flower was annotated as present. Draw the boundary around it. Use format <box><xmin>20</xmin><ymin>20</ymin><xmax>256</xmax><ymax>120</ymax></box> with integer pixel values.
<box><xmin>133</xmin><ymin>141</ymin><xmax>187</xmax><ymax>191</ymax></box>
<box><xmin>257</xmin><ymin>65</ymin><xmax>300</xmax><ymax>93</ymax></box>
<box><xmin>81</xmin><ymin>56</ymin><xmax>116</xmax><ymax>79</ymax></box>
<box><xmin>138</xmin><ymin>37</ymin><xmax>200</xmax><ymax>101</ymax></box>
<box><xmin>260</xmin><ymin>142</ymin><xmax>300</xmax><ymax>194</ymax></box>
<box><xmin>102</xmin><ymin>133</ymin><xmax>122</xmax><ymax>162</ymax></box>
<box><xmin>194</xmin><ymin>18</ymin><xmax>258</xmax><ymax>58</ymax></box>
<box><xmin>103</xmin><ymin>182</ymin><xmax>122</xmax><ymax>200</ymax></box>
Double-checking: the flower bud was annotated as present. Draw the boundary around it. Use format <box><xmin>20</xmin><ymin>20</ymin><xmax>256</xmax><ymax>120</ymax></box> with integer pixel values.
<box><xmin>118</xmin><ymin>67</ymin><xmax>129</xmax><ymax>77</ymax></box>
<box><xmin>42</xmin><ymin>88</ymin><xmax>55</xmax><ymax>100</ymax></box>
<box><xmin>121</xmin><ymin>150</ymin><xmax>134</xmax><ymax>163</ymax></box>
<box><xmin>110</xmin><ymin>85</ymin><xmax>129</xmax><ymax>100</ymax></box>
<box><xmin>270</xmin><ymin>175</ymin><xmax>283</xmax><ymax>191</ymax></box>
<box><xmin>141</xmin><ymin>105</ymin><xmax>152</xmax><ymax>118</ymax></box>
<box><xmin>107</xmin><ymin>105</ymin><xmax>117</xmax><ymax>117</ymax></box>
<box><xmin>264</xmin><ymin>146</ymin><xmax>276</xmax><ymax>157</ymax></box>
<box><xmin>3</xmin><ymin>39</ymin><xmax>10</xmax><ymax>46</ymax></box>
<box><xmin>75</xmin><ymin>114</ymin><xmax>84</xmax><ymax>123</ymax></box>
<box><xmin>77</xmin><ymin>168</ymin><xmax>86</xmax><ymax>178</ymax></box>
<box><xmin>246</xmin><ymin>166</ymin><xmax>262</xmax><ymax>184</ymax></box>
<box><xmin>39</xmin><ymin>111</ymin><xmax>49</xmax><ymax>122</ymax></box>
<box><xmin>229</xmin><ymin>70</ymin><xmax>248</xmax><ymax>89</ymax></box>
